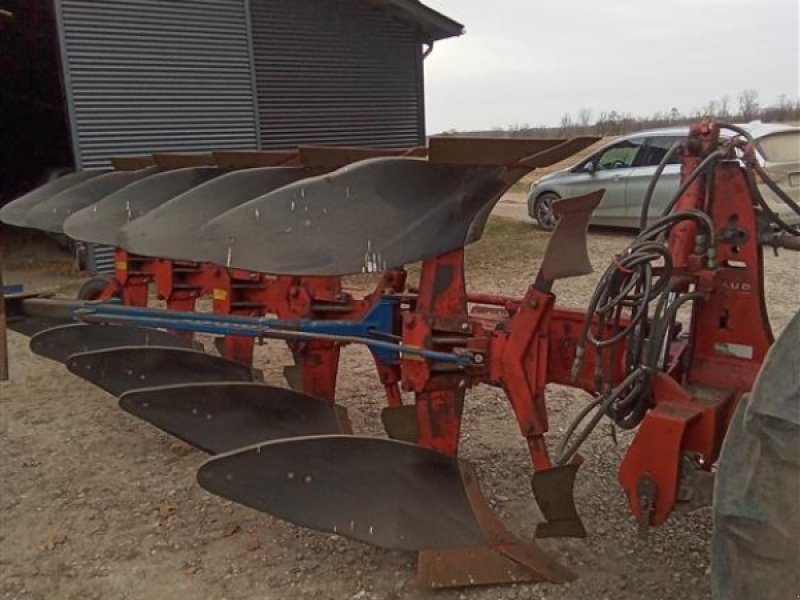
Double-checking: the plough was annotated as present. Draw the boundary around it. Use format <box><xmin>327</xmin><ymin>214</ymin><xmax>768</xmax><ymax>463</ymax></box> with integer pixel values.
<box><xmin>2</xmin><ymin>122</ymin><xmax>798</xmax><ymax>593</ymax></box>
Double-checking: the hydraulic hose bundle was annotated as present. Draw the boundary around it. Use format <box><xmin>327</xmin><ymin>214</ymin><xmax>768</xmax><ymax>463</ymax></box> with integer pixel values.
<box><xmin>561</xmin><ymin>120</ymin><xmax>799</xmax><ymax>462</ymax></box>
<box><xmin>560</xmin><ymin>124</ymin><xmax>777</xmax><ymax>457</ymax></box>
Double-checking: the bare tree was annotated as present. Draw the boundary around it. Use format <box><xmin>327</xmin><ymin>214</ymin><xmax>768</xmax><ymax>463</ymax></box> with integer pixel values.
<box><xmin>559</xmin><ymin>112</ymin><xmax>575</xmax><ymax>135</ymax></box>
<box><xmin>577</xmin><ymin>107</ymin><xmax>593</xmax><ymax>128</ymax></box>
<box><xmin>719</xmin><ymin>95</ymin><xmax>730</xmax><ymax>119</ymax></box>
<box><xmin>704</xmin><ymin>100</ymin><xmax>720</xmax><ymax>117</ymax></box>
<box><xmin>445</xmin><ymin>90</ymin><xmax>800</xmax><ymax>138</ymax></box>
<box><xmin>593</xmin><ymin>111</ymin><xmax>608</xmax><ymax>135</ymax></box>
<box><xmin>738</xmin><ymin>89</ymin><xmax>760</xmax><ymax>120</ymax></box>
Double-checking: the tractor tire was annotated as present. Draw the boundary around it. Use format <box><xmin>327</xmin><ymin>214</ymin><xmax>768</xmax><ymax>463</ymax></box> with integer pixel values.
<box><xmin>711</xmin><ymin>310</ymin><xmax>800</xmax><ymax>599</ymax></box>
<box><xmin>78</xmin><ymin>276</ymin><xmax>113</xmax><ymax>301</ymax></box>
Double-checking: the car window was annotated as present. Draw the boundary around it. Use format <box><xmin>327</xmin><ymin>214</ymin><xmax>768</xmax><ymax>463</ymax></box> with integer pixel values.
<box><xmin>637</xmin><ymin>136</ymin><xmax>684</xmax><ymax>167</ymax></box>
<box><xmin>756</xmin><ymin>130</ymin><xmax>800</xmax><ymax>165</ymax></box>
<box><xmin>594</xmin><ymin>138</ymin><xmax>645</xmax><ymax>170</ymax></box>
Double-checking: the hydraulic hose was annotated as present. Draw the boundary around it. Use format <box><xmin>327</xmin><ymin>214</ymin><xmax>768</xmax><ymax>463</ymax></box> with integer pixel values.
<box><xmin>639</xmin><ymin>140</ymin><xmax>683</xmax><ymax>231</ymax></box>
<box><xmin>719</xmin><ymin>122</ymin><xmax>800</xmax><ymax>235</ymax></box>
<box><xmin>554</xmin><ymin>367</ymin><xmax>648</xmax><ymax>464</ymax></box>
<box><xmin>660</xmin><ymin>149</ymin><xmax>725</xmax><ymax>217</ymax></box>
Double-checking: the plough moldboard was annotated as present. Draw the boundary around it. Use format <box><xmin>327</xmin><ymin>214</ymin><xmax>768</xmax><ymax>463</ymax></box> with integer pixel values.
<box><xmin>3</xmin><ymin>123</ymin><xmax>798</xmax><ymax>590</ymax></box>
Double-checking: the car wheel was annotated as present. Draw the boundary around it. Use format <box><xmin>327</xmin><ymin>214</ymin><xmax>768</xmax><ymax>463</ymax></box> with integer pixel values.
<box><xmin>533</xmin><ymin>193</ymin><xmax>561</xmax><ymax>231</ymax></box>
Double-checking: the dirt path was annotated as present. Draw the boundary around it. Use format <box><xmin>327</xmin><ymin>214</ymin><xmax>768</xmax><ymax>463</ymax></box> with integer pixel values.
<box><xmin>1</xmin><ymin>220</ymin><xmax>798</xmax><ymax>600</ymax></box>
<box><xmin>492</xmin><ymin>192</ymin><xmax>530</xmax><ymax>222</ymax></box>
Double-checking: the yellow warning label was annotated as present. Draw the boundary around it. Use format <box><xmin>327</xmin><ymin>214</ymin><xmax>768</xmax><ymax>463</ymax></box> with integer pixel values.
<box><xmin>213</xmin><ymin>288</ymin><xmax>228</xmax><ymax>301</ymax></box>
<box><xmin>115</xmin><ymin>260</ymin><xmax>127</xmax><ymax>272</ymax></box>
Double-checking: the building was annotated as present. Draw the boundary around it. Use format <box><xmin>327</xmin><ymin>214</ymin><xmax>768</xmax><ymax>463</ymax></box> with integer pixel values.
<box><xmin>1</xmin><ymin>0</ymin><xmax>462</xmax><ymax>271</ymax></box>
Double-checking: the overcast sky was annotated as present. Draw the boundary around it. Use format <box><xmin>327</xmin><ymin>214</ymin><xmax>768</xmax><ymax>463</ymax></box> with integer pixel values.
<box><xmin>422</xmin><ymin>0</ymin><xmax>799</xmax><ymax>133</ymax></box>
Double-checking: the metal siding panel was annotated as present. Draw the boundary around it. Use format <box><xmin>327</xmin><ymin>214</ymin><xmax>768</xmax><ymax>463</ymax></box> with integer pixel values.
<box><xmin>86</xmin><ymin>244</ymin><xmax>116</xmax><ymax>276</ymax></box>
<box><xmin>415</xmin><ymin>41</ymin><xmax>426</xmax><ymax>141</ymax></box>
<box><xmin>57</xmin><ymin>0</ymin><xmax>258</xmax><ymax>169</ymax></box>
<box><xmin>251</xmin><ymin>0</ymin><xmax>424</xmax><ymax>149</ymax></box>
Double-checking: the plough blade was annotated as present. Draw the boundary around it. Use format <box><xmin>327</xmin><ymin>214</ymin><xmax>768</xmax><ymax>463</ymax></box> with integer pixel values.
<box><xmin>118</xmin><ymin>166</ymin><xmax>308</xmax><ymax>261</ymax></box>
<box><xmin>297</xmin><ymin>144</ymin><xmax>428</xmax><ymax>169</ymax></box>
<box><xmin>0</xmin><ymin>170</ymin><xmax>107</xmax><ymax>228</ymax></box>
<box><xmin>198</xmin><ymin>136</ymin><xmax>599</xmax><ymax>276</ymax></box>
<box><xmin>110</xmin><ymin>155</ymin><xmax>157</xmax><ymax>171</ymax></box>
<box><xmin>198</xmin><ymin>435</ymin><xmax>574</xmax><ymax>587</ymax></box>
<box><xmin>427</xmin><ymin>137</ymin><xmax>565</xmax><ymax>166</ymax></box>
<box><xmin>23</xmin><ymin>168</ymin><xmax>157</xmax><ymax>233</ymax></box>
<box><xmin>199</xmin><ymin>158</ymin><xmax>512</xmax><ymax>275</ymax></box>
<box><xmin>198</xmin><ymin>435</ymin><xmax>485</xmax><ymax>549</ymax></box>
<box><xmin>119</xmin><ymin>382</ymin><xmax>350</xmax><ymax>454</ymax></box>
<box><xmin>66</xmin><ymin>345</ymin><xmax>261</xmax><ymax>396</ymax></box>
<box><xmin>380</xmin><ymin>405</ymin><xmax>419</xmax><ymax>443</ymax></box>
<box><xmin>531</xmin><ymin>462</ymin><xmax>587</xmax><ymax>538</ymax></box>
<box><xmin>537</xmin><ymin>190</ymin><xmax>604</xmax><ymax>286</ymax></box>
<box><xmin>213</xmin><ymin>150</ymin><xmax>300</xmax><ymax>168</ymax></box>
<box><xmin>62</xmin><ymin>167</ymin><xmax>220</xmax><ymax>245</ymax></box>
<box><xmin>30</xmin><ymin>323</ymin><xmax>199</xmax><ymax>364</ymax></box>
<box><xmin>6</xmin><ymin>316</ymin><xmax>75</xmax><ymax>338</ymax></box>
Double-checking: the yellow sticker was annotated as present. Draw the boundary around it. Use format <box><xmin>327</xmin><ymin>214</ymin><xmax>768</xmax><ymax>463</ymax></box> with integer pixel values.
<box><xmin>115</xmin><ymin>260</ymin><xmax>127</xmax><ymax>272</ymax></box>
<box><xmin>213</xmin><ymin>288</ymin><xmax>228</xmax><ymax>301</ymax></box>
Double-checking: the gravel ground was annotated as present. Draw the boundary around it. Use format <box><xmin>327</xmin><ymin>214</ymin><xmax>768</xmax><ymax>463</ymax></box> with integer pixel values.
<box><xmin>1</xmin><ymin>217</ymin><xmax>797</xmax><ymax>600</ymax></box>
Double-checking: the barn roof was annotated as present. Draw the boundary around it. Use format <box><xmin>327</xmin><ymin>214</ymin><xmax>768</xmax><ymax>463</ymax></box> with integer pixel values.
<box><xmin>367</xmin><ymin>0</ymin><xmax>464</xmax><ymax>43</ymax></box>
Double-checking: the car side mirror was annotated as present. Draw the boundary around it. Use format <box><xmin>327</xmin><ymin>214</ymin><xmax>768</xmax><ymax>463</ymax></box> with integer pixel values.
<box><xmin>583</xmin><ymin>162</ymin><xmax>595</xmax><ymax>174</ymax></box>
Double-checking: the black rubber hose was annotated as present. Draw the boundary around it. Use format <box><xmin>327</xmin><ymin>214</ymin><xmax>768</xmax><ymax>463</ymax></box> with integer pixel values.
<box><xmin>610</xmin><ymin>384</ymin><xmax>650</xmax><ymax>430</ymax></box>
<box><xmin>661</xmin><ymin>149</ymin><xmax>724</xmax><ymax>217</ymax></box>
<box><xmin>753</xmin><ymin>160</ymin><xmax>800</xmax><ymax>214</ymax></box>
<box><xmin>608</xmin><ymin>291</ymin><xmax>702</xmax><ymax>429</ymax></box>
<box><xmin>718</xmin><ymin>122</ymin><xmax>766</xmax><ymax>156</ymax></box>
<box><xmin>743</xmin><ymin>161</ymin><xmax>800</xmax><ymax>235</ymax></box>
<box><xmin>639</xmin><ymin>140</ymin><xmax>683</xmax><ymax>231</ymax></box>
<box><xmin>719</xmin><ymin>122</ymin><xmax>800</xmax><ymax>233</ymax></box>
<box><xmin>638</xmin><ymin>209</ymin><xmax>717</xmax><ymax>249</ymax></box>
<box><xmin>555</xmin><ymin>368</ymin><xmax>648</xmax><ymax>464</ymax></box>
<box><xmin>643</xmin><ymin>292</ymin><xmax>704</xmax><ymax>373</ymax></box>
<box><xmin>573</xmin><ymin>239</ymin><xmax>674</xmax><ymax>379</ymax></box>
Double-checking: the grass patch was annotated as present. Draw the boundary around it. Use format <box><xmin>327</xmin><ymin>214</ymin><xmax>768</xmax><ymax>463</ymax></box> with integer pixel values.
<box><xmin>482</xmin><ymin>215</ymin><xmax>535</xmax><ymax>239</ymax></box>
<box><xmin>54</xmin><ymin>279</ymin><xmax>85</xmax><ymax>298</ymax></box>
<box><xmin>509</xmin><ymin>180</ymin><xmax>530</xmax><ymax>194</ymax></box>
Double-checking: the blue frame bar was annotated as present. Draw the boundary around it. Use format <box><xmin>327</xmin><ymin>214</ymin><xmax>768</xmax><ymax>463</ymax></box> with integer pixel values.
<box><xmin>72</xmin><ymin>298</ymin><xmax>472</xmax><ymax>367</ymax></box>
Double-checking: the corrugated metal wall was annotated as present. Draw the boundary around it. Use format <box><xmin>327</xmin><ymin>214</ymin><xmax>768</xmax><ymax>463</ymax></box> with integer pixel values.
<box><xmin>55</xmin><ymin>0</ymin><xmax>259</xmax><ymax>170</ymax></box>
<box><xmin>250</xmin><ymin>0</ymin><xmax>425</xmax><ymax>149</ymax></box>
<box><xmin>54</xmin><ymin>0</ymin><xmax>259</xmax><ymax>275</ymax></box>
<box><xmin>55</xmin><ymin>0</ymin><xmax>427</xmax><ymax>273</ymax></box>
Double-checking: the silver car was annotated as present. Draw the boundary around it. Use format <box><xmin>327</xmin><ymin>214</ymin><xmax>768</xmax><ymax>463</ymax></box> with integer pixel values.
<box><xmin>528</xmin><ymin>122</ymin><xmax>800</xmax><ymax>230</ymax></box>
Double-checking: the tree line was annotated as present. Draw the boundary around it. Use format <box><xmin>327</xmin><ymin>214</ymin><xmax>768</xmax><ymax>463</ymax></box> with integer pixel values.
<box><xmin>447</xmin><ymin>90</ymin><xmax>800</xmax><ymax>138</ymax></box>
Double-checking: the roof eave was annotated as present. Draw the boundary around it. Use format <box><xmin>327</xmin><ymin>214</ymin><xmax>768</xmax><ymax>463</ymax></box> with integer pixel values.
<box><xmin>367</xmin><ymin>0</ymin><xmax>464</xmax><ymax>43</ymax></box>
